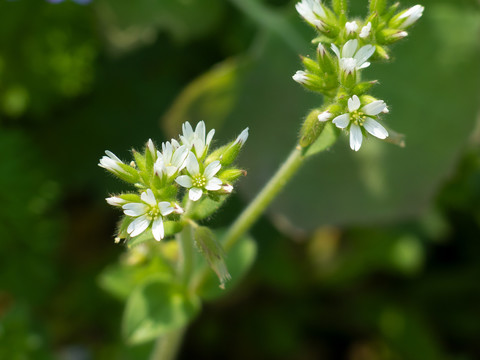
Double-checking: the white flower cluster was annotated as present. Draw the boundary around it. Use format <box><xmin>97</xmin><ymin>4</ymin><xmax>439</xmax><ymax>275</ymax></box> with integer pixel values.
<box><xmin>100</xmin><ymin>121</ymin><xmax>248</xmax><ymax>242</ymax></box>
<box><xmin>292</xmin><ymin>0</ymin><xmax>423</xmax><ymax>151</ymax></box>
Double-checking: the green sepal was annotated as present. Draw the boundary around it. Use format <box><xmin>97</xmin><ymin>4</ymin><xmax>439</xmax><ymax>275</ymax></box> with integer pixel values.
<box><xmin>317</xmin><ymin>44</ymin><xmax>337</xmax><ymax>75</ymax></box>
<box><xmin>377</xmin><ymin>29</ymin><xmax>407</xmax><ymax>45</ymax></box>
<box><xmin>144</xmin><ymin>142</ymin><xmax>156</xmax><ymax>175</ymax></box>
<box><xmin>360</xmin><ymin>94</ymin><xmax>379</xmax><ymax>105</ymax></box>
<box><xmin>113</xmin><ymin>163</ymin><xmax>140</xmax><ymax>184</ymax></box>
<box><xmin>340</xmin><ymin>69</ymin><xmax>357</xmax><ymax>90</ymax></box>
<box><xmin>193</xmin><ymin>226</ymin><xmax>230</xmax><ymax>287</ymax></box>
<box><xmin>369</xmin><ymin>0</ymin><xmax>387</xmax><ymax>16</ymax></box>
<box><xmin>156</xmin><ymin>185</ymin><xmax>178</xmax><ymax>201</ymax></box>
<box><xmin>375</xmin><ymin>45</ymin><xmax>390</xmax><ymax>60</ymax></box>
<box><xmin>132</xmin><ymin>150</ymin><xmax>147</xmax><ymax>173</ymax></box>
<box><xmin>303</xmin><ymin>122</ymin><xmax>339</xmax><ymax>157</ymax></box>
<box><xmin>205</xmin><ymin>145</ymin><xmax>227</xmax><ymax>165</ymax></box>
<box><xmin>384</xmin><ymin>2</ymin><xmax>400</xmax><ymax>22</ymax></box>
<box><xmin>299</xmin><ymin>108</ymin><xmax>322</xmax><ymax>148</ymax></box>
<box><xmin>218</xmin><ymin>168</ymin><xmax>245</xmax><ymax>183</ymax></box>
<box><xmin>332</xmin><ymin>0</ymin><xmax>347</xmax><ymax>22</ymax></box>
<box><xmin>352</xmin><ymin>81</ymin><xmax>377</xmax><ymax>95</ymax></box>
<box><xmin>301</xmin><ymin>56</ymin><xmax>321</xmax><ymax>74</ymax></box>
<box><xmin>116</xmin><ymin>216</ymin><xmax>134</xmax><ymax>240</ymax></box>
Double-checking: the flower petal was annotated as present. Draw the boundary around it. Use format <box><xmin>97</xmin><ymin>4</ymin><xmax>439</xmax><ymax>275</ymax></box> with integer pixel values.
<box><xmin>349</xmin><ymin>124</ymin><xmax>363</xmax><ymax>151</ymax></box>
<box><xmin>141</xmin><ymin>189</ymin><xmax>157</xmax><ymax>206</ymax></box>
<box><xmin>195</xmin><ymin>121</ymin><xmax>206</xmax><ymax>142</ymax></box>
<box><xmin>206</xmin><ymin>129</ymin><xmax>215</xmax><ymax>146</ymax></box>
<box><xmin>159</xmin><ymin>202</ymin><xmax>174</xmax><ymax>216</ymax></box>
<box><xmin>361</xmin><ymin>100</ymin><xmax>386</xmax><ymax>116</ymax></box>
<box><xmin>331</xmin><ymin>43</ymin><xmax>340</xmax><ymax>59</ymax></box>
<box><xmin>342</xmin><ymin>39</ymin><xmax>358</xmax><ymax>58</ymax></box>
<box><xmin>354</xmin><ymin>45</ymin><xmax>375</xmax><ymax>67</ymax></box>
<box><xmin>332</xmin><ymin>113</ymin><xmax>350</xmax><ymax>129</ymax></box>
<box><xmin>127</xmin><ymin>215</ymin><xmax>150</xmax><ymax>237</ymax></box>
<box><xmin>151</xmin><ymin>217</ymin><xmax>164</xmax><ymax>241</ymax></box>
<box><xmin>189</xmin><ymin>187</ymin><xmax>203</xmax><ymax>201</ymax></box>
<box><xmin>348</xmin><ymin>95</ymin><xmax>361</xmax><ymax>112</ymax></box>
<box><xmin>123</xmin><ymin>203</ymin><xmax>148</xmax><ymax>217</ymax></box>
<box><xmin>186</xmin><ymin>152</ymin><xmax>199</xmax><ymax>175</ymax></box>
<box><xmin>205</xmin><ymin>177</ymin><xmax>222</xmax><ymax>191</ymax></box>
<box><xmin>204</xmin><ymin>161</ymin><xmax>221</xmax><ymax>179</ymax></box>
<box><xmin>363</xmin><ymin>117</ymin><xmax>389</xmax><ymax>139</ymax></box>
<box><xmin>175</xmin><ymin>175</ymin><xmax>193</xmax><ymax>188</ymax></box>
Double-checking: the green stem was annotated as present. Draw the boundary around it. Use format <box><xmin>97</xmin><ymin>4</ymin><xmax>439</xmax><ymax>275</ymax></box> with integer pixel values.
<box><xmin>191</xmin><ymin>145</ymin><xmax>305</xmax><ymax>292</ymax></box>
<box><xmin>223</xmin><ymin>146</ymin><xmax>305</xmax><ymax>251</ymax></box>
<box><xmin>149</xmin><ymin>326</ymin><xmax>187</xmax><ymax>360</ymax></box>
<box><xmin>178</xmin><ymin>224</ymin><xmax>194</xmax><ymax>286</ymax></box>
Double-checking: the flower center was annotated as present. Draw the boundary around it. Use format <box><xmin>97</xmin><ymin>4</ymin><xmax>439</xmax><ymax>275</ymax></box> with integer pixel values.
<box><xmin>192</xmin><ymin>174</ymin><xmax>207</xmax><ymax>188</ymax></box>
<box><xmin>341</xmin><ymin>58</ymin><xmax>357</xmax><ymax>73</ymax></box>
<box><xmin>351</xmin><ymin>110</ymin><xmax>367</xmax><ymax>126</ymax></box>
<box><xmin>147</xmin><ymin>206</ymin><xmax>160</xmax><ymax>220</ymax></box>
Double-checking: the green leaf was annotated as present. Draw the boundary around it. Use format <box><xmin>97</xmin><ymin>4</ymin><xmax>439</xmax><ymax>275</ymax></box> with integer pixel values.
<box><xmin>123</xmin><ymin>277</ymin><xmax>200</xmax><ymax>345</ymax></box>
<box><xmin>196</xmin><ymin>230</ymin><xmax>257</xmax><ymax>301</ymax></box>
<box><xmin>98</xmin><ymin>256</ymin><xmax>176</xmax><ymax>301</ymax></box>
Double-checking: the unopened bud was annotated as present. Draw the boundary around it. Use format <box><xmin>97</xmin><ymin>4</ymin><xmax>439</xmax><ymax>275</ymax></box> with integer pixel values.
<box><xmin>390</xmin><ymin>5</ymin><xmax>424</xmax><ymax>29</ymax></box>
<box><xmin>352</xmin><ymin>80</ymin><xmax>377</xmax><ymax>95</ymax></box>
<box><xmin>345</xmin><ymin>21</ymin><xmax>358</xmax><ymax>36</ymax></box>
<box><xmin>377</xmin><ymin>29</ymin><xmax>408</xmax><ymax>44</ymax></box>
<box><xmin>173</xmin><ymin>203</ymin><xmax>184</xmax><ymax>214</ymax></box>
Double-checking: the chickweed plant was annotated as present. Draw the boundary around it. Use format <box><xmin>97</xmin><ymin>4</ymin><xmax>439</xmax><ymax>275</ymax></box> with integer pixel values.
<box><xmin>99</xmin><ymin>0</ymin><xmax>423</xmax><ymax>358</ymax></box>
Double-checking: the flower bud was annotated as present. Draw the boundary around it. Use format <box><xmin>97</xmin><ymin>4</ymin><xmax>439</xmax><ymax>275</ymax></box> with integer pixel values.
<box><xmin>218</xmin><ymin>169</ymin><xmax>245</xmax><ymax>183</ymax></box>
<box><xmin>193</xmin><ymin>226</ymin><xmax>230</xmax><ymax>287</ymax></box>
<box><xmin>99</xmin><ymin>151</ymin><xmax>140</xmax><ymax>184</ymax></box>
<box><xmin>377</xmin><ymin>29</ymin><xmax>408</xmax><ymax>45</ymax></box>
<box><xmin>352</xmin><ymin>80</ymin><xmax>377</xmax><ymax>95</ymax></box>
<box><xmin>220</xmin><ymin>128</ymin><xmax>249</xmax><ymax>166</ymax></box>
<box><xmin>345</xmin><ymin>21</ymin><xmax>358</xmax><ymax>36</ymax></box>
<box><xmin>390</xmin><ymin>5</ymin><xmax>424</xmax><ymax>29</ymax></box>
<box><xmin>301</xmin><ymin>56</ymin><xmax>320</xmax><ymax>74</ymax></box>
<box><xmin>292</xmin><ymin>70</ymin><xmax>327</xmax><ymax>92</ymax></box>
<box><xmin>375</xmin><ymin>45</ymin><xmax>390</xmax><ymax>60</ymax></box>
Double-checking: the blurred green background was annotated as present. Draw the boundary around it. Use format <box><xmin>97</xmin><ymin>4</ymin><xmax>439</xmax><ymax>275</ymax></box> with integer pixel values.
<box><xmin>1</xmin><ymin>0</ymin><xmax>479</xmax><ymax>359</ymax></box>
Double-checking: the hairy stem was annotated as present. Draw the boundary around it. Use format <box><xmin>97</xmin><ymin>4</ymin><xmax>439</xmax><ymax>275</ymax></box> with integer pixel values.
<box><xmin>149</xmin><ymin>326</ymin><xmax>187</xmax><ymax>360</ymax></box>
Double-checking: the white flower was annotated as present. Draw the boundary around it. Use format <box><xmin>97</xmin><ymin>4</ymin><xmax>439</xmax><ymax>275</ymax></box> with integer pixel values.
<box><xmin>234</xmin><ymin>128</ymin><xmax>249</xmax><ymax>146</ymax></box>
<box><xmin>331</xmin><ymin>39</ymin><xmax>375</xmax><ymax>74</ymax></box>
<box><xmin>345</xmin><ymin>21</ymin><xmax>358</xmax><ymax>35</ymax></box>
<box><xmin>146</xmin><ymin>139</ymin><xmax>156</xmax><ymax>160</ymax></box>
<box><xmin>99</xmin><ymin>151</ymin><xmax>128</xmax><ymax>175</ymax></box>
<box><xmin>154</xmin><ymin>142</ymin><xmax>189</xmax><ymax>178</ymax></box>
<box><xmin>317</xmin><ymin>110</ymin><xmax>333</xmax><ymax>122</ymax></box>
<box><xmin>105</xmin><ymin>196</ymin><xmax>127</xmax><ymax>207</ymax></box>
<box><xmin>175</xmin><ymin>152</ymin><xmax>223</xmax><ymax>201</ymax></box>
<box><xmin>180</xmin><ymin>121</ymin><xmax>215</xmax><ymax>159</ymax></box>
<box><xmin>398</xmin><ymin>5</ymin><xmax>424</xmax><ymax>28</ymax></box>
<box><xmin>292</xmin><ymin>70</ymin><xmax>309</xmax><ymax>84</ymax></box>
<box><xmin>332</xmin><ymin>95</ymin><xmax>389</xmax><ymax>151</ymax></box>
<box><xmin>295</xmin><ymin>0</ymin><xmax>327</xmax><ymax>30</ymax></box>
<box><xmin>122</xmin><ymin>189</ymin><xmax>174</xmax><ymax>241</ymax></box>
<box><xmin>359</xmin><ymin>22</ymin><xmax>372</xmax><ymax>38</ymax></box>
